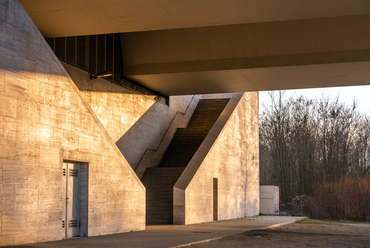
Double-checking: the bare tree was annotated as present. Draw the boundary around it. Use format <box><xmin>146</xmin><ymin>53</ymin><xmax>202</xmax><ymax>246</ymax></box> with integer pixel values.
<box><xmin>260</xmin><ymin>91</ymin><xmax>369</xmax><ymax>205</ymax></box>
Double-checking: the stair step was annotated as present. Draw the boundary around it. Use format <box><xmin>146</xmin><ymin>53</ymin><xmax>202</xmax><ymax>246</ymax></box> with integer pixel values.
<box><xmin>143</xmin><ymin>98</ymin><xmax>230</xmax><ymax>224</ymax></box>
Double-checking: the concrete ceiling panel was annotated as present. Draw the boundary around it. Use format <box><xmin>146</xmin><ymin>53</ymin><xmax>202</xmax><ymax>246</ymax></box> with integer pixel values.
<box><xmin>20</xmin><ymin>0</ymin><xmax>370</xmax><ymax>37</ymax></box>
<box><xmin>18</xmin><ymin>0</ymin><xmax>370</xmax><ymax>95</ymax></box>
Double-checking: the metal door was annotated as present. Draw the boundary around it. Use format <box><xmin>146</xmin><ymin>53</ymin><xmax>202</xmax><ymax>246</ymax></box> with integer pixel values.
<box><xmin>62</xmin><ymin>162</ymin><xmax>81</xmax><ymax>237</ymax></box>
<box><xmin>213</xmin><ymin>178</ymin><xmax>218</xmax><ymax>220</ymax></box>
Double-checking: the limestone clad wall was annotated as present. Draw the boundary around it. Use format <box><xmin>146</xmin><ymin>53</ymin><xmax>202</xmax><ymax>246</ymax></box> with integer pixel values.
<box><xmin>0</xmin><ymin>1</ymin><xmax>144</xmax><ymax>246</ymax></box>
<box><xmin>184</xmin><ymin>92</ymin><xmax>259</xmax><ymax>224</ymax></box>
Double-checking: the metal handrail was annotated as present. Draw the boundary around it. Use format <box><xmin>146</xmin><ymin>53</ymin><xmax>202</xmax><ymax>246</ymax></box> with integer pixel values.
<box><xmin>134</xmin><ymin>95</ymin><xmax>198</xmax><ymax>172</ymax></box>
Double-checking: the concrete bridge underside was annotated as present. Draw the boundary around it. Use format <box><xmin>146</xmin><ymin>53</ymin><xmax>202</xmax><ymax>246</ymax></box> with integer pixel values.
<box><xmin>0</xmin><ymin>1</ymin><xmax>368</xmax><ymax>245</ymax></box>
<box><xmin>20</xmin><ymin>0</ymin><xmax>370</xmax><ymax>95</ymax></box>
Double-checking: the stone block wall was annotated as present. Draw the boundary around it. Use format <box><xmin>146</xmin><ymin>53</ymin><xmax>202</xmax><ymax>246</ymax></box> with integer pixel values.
<box><xmin>0</xmin><ymin>1</ymin><xmax>146</xmax><ymax>246</ymax></box>
<box><xmin>183</xmin><ymin>92</ymin><xmax>259</xmax><ymax>224</ymax></box>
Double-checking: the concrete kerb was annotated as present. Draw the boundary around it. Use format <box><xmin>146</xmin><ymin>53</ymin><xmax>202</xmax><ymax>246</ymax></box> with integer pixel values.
<box><xmin>169</xmin><ymin>216</ymin><xmax>306</xmax><ymax>248</ymax></box>
<box><xmin>260</xmin><ymin>216</ymin><xmax>307</xmax><ymax>230</ymax></box>
<box><xmin>170</xmin><ymin>237</ymin><xmax>227</xmax><ymax>248</ymax></box>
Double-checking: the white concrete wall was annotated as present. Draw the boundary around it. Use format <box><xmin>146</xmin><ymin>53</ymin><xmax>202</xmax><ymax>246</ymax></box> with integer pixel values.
<box><xmin>183</xmin><ymin>92</ymin><xmax>259</xmax><ymax>224</ymax></box>
<box><xmin>0</xmin><ymin>1</ymin><xmax>146</xmax><ymax>246</ymax></box>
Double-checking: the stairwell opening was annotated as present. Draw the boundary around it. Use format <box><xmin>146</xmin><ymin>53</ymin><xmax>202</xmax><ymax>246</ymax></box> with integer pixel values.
<box><xmin>142</xmin><ymin>99</ymin><xmax>229</xmax><ymax>225</ymax></box>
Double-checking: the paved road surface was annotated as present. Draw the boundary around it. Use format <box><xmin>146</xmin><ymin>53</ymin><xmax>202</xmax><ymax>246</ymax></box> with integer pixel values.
<box><xmin>11</xmin><ymin>216</ymin><xmax>303</xmax><ymax>248</ymax></box>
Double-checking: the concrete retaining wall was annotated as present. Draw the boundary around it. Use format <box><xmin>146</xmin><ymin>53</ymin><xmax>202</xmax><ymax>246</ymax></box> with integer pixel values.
<box><xmin>0</xmin><ymin>0</ymin><xmax>259</xmax><ymax>245</ymax></box>
<box><xmin>62</xmin><ymin>62</ymin><xmax>200</xmax><ymax>171</ymax></box>
<box><xmin>174</xmin><ymin>92</ymin><xmax>259</xmax><ymax>224</ymax></box>
<box><xmin>0</xmin><ymin>1</ymin><xmax>146</xmax><ymax>245</ymax></box>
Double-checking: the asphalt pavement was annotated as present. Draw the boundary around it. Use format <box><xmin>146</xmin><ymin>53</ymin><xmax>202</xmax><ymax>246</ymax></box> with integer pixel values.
<box><xmin>13</xmin><ymin>216</ymin><xmax>304</xmax><ymax>248</ymax></box>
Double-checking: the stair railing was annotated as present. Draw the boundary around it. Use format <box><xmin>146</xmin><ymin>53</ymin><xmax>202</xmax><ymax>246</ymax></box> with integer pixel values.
<box><xmin>134</xmin><ymin>95</ymin><xmax>199</xmax><ymax>172</ymax></box>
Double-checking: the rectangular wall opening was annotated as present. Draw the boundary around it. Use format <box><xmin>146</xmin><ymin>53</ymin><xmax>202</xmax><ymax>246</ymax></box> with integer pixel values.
<box><xmin>62</xmin><ymin>161</ymin><xmax>89</xmax><ymax>238</ymax></box>
<box><xmin>213</xmin><ymin>178</ymin><xmax>218</xmax><ymax>221</ymax></box>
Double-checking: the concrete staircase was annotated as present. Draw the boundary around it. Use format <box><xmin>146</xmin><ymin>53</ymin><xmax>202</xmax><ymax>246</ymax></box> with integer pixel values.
<box><xmin>143</xmin><ymin>167</ymin><xmax>185</xmax><ymax>224</ymax></box>
<box><xmin>142</xmin><ymin>98</ymin><xmax>230</xmax><ymax>225</ymax></box>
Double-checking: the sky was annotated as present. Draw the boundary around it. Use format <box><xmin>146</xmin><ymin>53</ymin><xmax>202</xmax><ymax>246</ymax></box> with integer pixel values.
<box><xmin>259</xmin><ymin>85</ymin><xmax>370</xmax><ymax>115</ymax></box>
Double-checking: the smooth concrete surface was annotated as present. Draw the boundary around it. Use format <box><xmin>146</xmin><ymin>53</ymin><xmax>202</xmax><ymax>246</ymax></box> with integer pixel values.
<box><xmin>18</xmin><ymin>0</ymin><xmax>370</xmax><ymax>97</ymax></box>
<box><xmin>19</xmin><ymin>0</ymin><xmax>370</xmax><ymax>37</ymax></box>
<box><xmin>13</xmin><ymin>216</ymin><xmax>304</xmax><ymax>248</ymax></box>
<box><xmin>121</xmin><ymin>15</ymin><xmax>370</xmax><ymax>95</ymax></box>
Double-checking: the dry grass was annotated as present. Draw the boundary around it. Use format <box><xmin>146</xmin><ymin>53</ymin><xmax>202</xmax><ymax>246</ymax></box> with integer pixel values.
<box><xmin>303</xmin><ymin>176</ymin><xmax>370</xmax><ymax>222</ymax></box>
<box><xmin>296</xmin><ymin>218</ymin><xmax>370</xmax><ymax>226</ymax></box>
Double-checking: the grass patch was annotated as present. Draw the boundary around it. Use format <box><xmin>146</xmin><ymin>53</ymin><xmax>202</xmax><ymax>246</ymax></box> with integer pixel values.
<box><xmin>296</xmin><ymin>218</ymin><xmax>370</xmax><ymax>226</ymax></box>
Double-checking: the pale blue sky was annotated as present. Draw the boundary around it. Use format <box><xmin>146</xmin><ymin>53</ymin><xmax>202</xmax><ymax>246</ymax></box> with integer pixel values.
<box><xmin>259</xmin><ymin>85</ymin><xmax>370</xmax><ymax>115</ymax></box>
